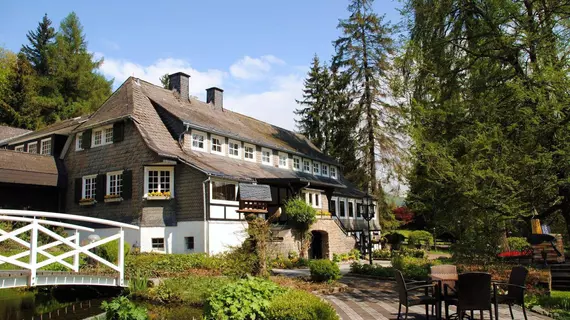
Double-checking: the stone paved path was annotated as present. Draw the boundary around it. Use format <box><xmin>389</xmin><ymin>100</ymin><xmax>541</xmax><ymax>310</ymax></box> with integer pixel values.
<box><xmin>320</xmin><ymin>276</ymin><xmax>552</xmax><ymax>320</ymax></box>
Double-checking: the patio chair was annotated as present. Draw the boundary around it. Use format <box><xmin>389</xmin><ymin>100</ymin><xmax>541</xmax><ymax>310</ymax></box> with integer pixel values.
<box><xmin>493</xmin><ymin>266</ymin><xmax>528</xmax><ymax>320</ymax></box>
<box><xmin>394</xmin><ymin>270</ymin><xmax>438</xmax><ymax>319</ymax></box>
<box><xmin>452</xmin><ymin>272</ymin><xmax>494</xmax><ymax>320</ymax></box>
<box><xmin>431</xmin><ymin>264</ymin><xmax>458</xmax><ymax>319</ymax></box>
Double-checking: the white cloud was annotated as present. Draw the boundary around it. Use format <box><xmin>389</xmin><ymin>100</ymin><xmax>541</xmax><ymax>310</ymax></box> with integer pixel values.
<box><xmin>99</xmin><ymin>57</ymin><xmax>225</xmax><ymax>96</ymax></box>
<box><xmin>97</xmin><ymin>54</ymin><xmax>304</xmax><ymax>131</ymax></box>
<box><xmin>229</xmin><ymin>55</ymin><xmax>285</xmax><ymax>80</ymax></box>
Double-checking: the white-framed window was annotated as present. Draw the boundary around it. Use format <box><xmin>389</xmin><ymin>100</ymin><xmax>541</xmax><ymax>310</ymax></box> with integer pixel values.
<box><xmin>82</xmin><ymin>175</ymin><xmax>97</xmax><ymax>199</ymax></box>
<box><xmin>152</xmin><ymin>238</ymin><xmax>165</xmax><ymax>251</ymax></box>
<box><xmin>211</xmin><ymin>135</ymin><xmax>224</xmax><ymax>155</ymax></box>
<box><xmin>348</xmin><ymin>200</ymin><xmax>355</xmax><ymax>218</ymax></box>
<box><xmin>228</xmin><ymin>140</ymin><xmax>241</xmax><ymax>159</ymax></box>
<box><xmin>303</xmin><ymin>159</ymin><xmax>311</xmax><ymax>173</ymax></box>
<box><xmin>76</xmin><ymin>133</ymin><xmax>83</xmax><ymax>151</ymax></box>
<box><xmin>210</xmin><ymin>180</ymin><xmax>238</xmax><ymax>204</ymax></box>
<box><xmin>322</xmin><ymin>164</ymin><xmax>329</xmax><ymax>176</ymax></box>
<box><xmin>244</xmin><ymin>143</ymin><xmax>255</xmax><ymax>162</ymax></box>
<box><xmin>14</xmin><ymin>145</ymin><xmax>24</xmax><ymax>152</ymax></box>
<box><xmin>27</xmin><ymin>142</ymin><xmax>37</xmax><ymax>154</ymax></box>
<box><xmin>191</xmin><ymin>130</ymin><xmax>206</xmax><ymax>151</ymax></box>
<box><xmin>339</xmin><ymin>198</ymin><xmax>346</xmax><ymax>217</ymax></box>
<box><xmin>40</xmin><ymin>138</ymin><xmax>52</xmax><ymax>155</ymax></box>
<box><xmin>185</xmin><ymin>237</ymin><xmax>195</xmax><ymax>250</ymax></box>
<box><xmin>330</xmin><ymin>166</ymin><xmax>338</xmax><ymax>179</ymax></box>
<box><xmin>278</xmin><ymin>152</ymin><xmax>288</xmax><ymax>168</ymax></box>
<box><xmin>293</xmin><ymin>156</ymin><xmax>301</xmax><ymax>171</ymax></box>
<box><xmin>313</xmin><ymin>162</ymin><xmax>320</xmax><ymax>175</ymax></box>
<box><xmin>261</xmin><ymin>148</ymin><xmax>272</xmax><ymax>165</ymax></box>
<box><xmin>106</xmin><ymin>171</ymin><xmax>123</xmax><ymax>196</ymax></box>
<box><xmin>304</xmin><ymin>190</ymin><xmax>321</xmax><ymax>209</ymax></box>
<box><xmin>331</xmin><ymin>197</ymin><xmax>337</xmax><ymax>215</ymax></box>
<box><xmin>144</xmin><ymin>166</ymin><xmax>174</xmax><ymax>197</ymax></box>
<box><xmin>92</xmin><ymin>125</ymin><xmax>113</xmax><ymax>147</ymax></box>
<box><xmin>356</xmin><ymin>200</ymin><xmax>362</xmax><ymax>218</ymax></box>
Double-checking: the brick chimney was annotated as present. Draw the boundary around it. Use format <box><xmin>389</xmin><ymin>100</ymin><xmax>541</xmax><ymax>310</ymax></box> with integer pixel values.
<box><xmin>206</xmin><ymin>87</ymin><xmax>224</xmax><ymax>110</ymax></box>
<box><xmin>168</xmin><ymin>72</ymin><xmax>190</xmax><ymax>100</ymax></box>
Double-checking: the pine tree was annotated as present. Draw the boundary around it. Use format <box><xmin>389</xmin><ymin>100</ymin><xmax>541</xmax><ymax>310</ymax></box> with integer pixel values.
<box><xmin>295</xmin><ymin>55</ymin><xmax>331</xmax><ymax>152</ymax></box>
<box><xmin>160</xmin><ymin>73</ymin><xmax>170</xmax><ymax>89</ymax></box>
<box><xmin>333</xmin><ymin>0</ymin><xmax>402</xmax><ymax>196</ymax></box>
<box><xmin>21</xmin><ymin>14</ymin><xmax>55</xmax><ymax>76</ymax></box>
<box><xmin>0</xmin><ymin>53</ymin><xmax>39</xmax><ymax>129</ymax></box>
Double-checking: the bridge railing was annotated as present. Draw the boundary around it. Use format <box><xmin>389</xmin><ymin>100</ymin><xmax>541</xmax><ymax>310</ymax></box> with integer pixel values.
<box><xmin>0</xmin><ymin>209</ymin><xmax>139</xmax><ymax>287</ymax></box>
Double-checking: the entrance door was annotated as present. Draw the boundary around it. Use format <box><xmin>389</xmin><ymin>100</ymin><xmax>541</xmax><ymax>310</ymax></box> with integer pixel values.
<box><xmin>311</xmin><ymin>231</ymin><xmax>323</xmax><ymax>259</ymax></box>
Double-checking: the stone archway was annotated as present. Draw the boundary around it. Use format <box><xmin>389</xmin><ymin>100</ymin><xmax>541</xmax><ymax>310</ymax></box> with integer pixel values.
<box><xmin>309</xmin><ymin>230</ymin><xmax>329</xmax><ymax>260</ymax></box>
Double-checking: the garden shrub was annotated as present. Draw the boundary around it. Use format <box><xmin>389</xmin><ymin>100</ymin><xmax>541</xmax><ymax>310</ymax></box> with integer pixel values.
<box><xmin>391</xmin><ymin>255</ymin><xmax>431</xmax><ymax>279</ymax></box>
<box><xmin>396</xmin><ymin>247</ymin><xmax>426</xmax><ymax>258</ymax></box>
<box><xmin>204</xmin><ymin>276</ymin><xmax>285</xmax><ymax>320</ymax></box>
<box><xmin>125</xmin><ymin>253</ymin><xmax>222</xmax><ymax>277</ymax></box>
<box><xmin>266</xmin><ymin>289</ymin><xmax>339</xmax><ymax>320</ymax></box>
<box><xmin>284</xmin><ymin>198</ymin><xmax>317</xmax><ymax>258</ymax></box>
<box><xmin>101</xmin><ymin>296</ymin><xmax>148</xmax><ymax>320</ymax></box>
<box><xmin>408</xmin><ymin>230</ymin><xmax>434</xmax><ymax>248</ymax></box>
<box><xmin>219</xmin><ymin>243</ymin><xmax>258</xmax><ymax>278</ymax></box>
<box><xmin>372</xmin><ymin>249</ymin><xmax>391</xmax><ymax>259</ymax></box>
<box><xmin>309</xmin><ymin>259</ymin><xmax>341</xmax><ymax>283</ymax></box>
<box><xmin>350</xmin><ymin>261</ymin><xmax>394</xmax><ymax>278</ymax></box>
<box><xmin>99</xmin><ymin>239</ymin><xmax>131</xmax><ymax>264</ymax></box>
<box><xmin>507</xmin><ymin>237</ymin><xmax>531</xmax><ymax>251</ymax></box>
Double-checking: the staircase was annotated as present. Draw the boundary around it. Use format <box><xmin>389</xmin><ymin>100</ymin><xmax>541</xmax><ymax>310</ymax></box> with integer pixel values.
<box><xmin>550</xmin><ymin>264</ymin><xmax>570</xmax><ymax>291</ymax></box>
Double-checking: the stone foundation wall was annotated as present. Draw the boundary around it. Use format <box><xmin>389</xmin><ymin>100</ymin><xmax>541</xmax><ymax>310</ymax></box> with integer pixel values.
<box><xmin>269</xmin><ymin>217</ymin><xmax>356</xmax><ymax>260</ymax></box>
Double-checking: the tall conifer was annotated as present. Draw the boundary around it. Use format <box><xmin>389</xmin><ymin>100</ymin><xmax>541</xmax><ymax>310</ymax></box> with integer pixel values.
<box><xmin>21</xmin><ymin>14</ymin><xmax>55</xmax><ymax>76</ymax></box>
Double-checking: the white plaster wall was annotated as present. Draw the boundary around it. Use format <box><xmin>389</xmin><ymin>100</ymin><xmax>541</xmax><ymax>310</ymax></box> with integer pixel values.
<box><xmin>208</xmin><ymin>220</ymin><xmax>248</xmax><ymax>254</ymax></box>
<box><xmin>139</xmin><ymin>221</ymin><xmax>206</xmax><ymax>254</ymax></box>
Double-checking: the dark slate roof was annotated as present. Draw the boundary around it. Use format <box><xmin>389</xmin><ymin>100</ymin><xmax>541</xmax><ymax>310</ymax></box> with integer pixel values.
<box><xmin>0</xmin><ymin>126</ymin><xmax>31</xmax><ymax>144</ymax></box>
<box><xmin>239</xmin><ymin>183</ymin><xmax>272</xmax><ymax>201</ymax></box>
<box><xmin>339</xmin><ymin>218</ymin><xmax>382</xmax><ymax>231</ymax></box>
<box><xmin>334</xmin><ymin>179</ymin><xmax>366</xmax><ymax>198</ymax></box>
<box><xmin>6</xmin><ymin>116</ymin><xmax>88</xmax><ymax>145</ymax></box>
<box><xmin>0</xmin><ymin>149</ymin><xmax>59</xmax><ymax>186</ymax></box>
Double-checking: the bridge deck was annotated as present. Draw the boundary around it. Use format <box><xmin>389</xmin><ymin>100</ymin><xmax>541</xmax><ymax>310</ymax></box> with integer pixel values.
<box><xmin>0</xmin><ymin>270</ymin><xmax>124</xmax><ymax>289</ymax></box>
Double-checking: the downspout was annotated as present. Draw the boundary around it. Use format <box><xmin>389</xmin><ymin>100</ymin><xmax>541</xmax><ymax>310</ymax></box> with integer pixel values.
<box><xmin>203</xmin><ymin>176</ymin><xmax>211</xmax><ymax>254</ymax></box>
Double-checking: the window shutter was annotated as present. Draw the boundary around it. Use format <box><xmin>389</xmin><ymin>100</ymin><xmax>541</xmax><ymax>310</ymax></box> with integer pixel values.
<box><xmin>113</xmin><ymin>122</ymin><xmax>124</xmax><ymax>143</ymax></box>
<box><xmin>122</xmin><ymin>170</ymin><xmax>132</xmax><ymax>200</ymax></box>
<box><xmin>96</xmin><ymin>174</ymin><xmax>106</xmax><ymax>202</ymax></box>
<box><xmin>82</xmin><ymin>129</ymin><xmax>92</xmax><ymax>149</ymax></box>
<box><xmin>75</xmin><ymin>178</ymin><xmax>82</xmax><ymax>203</ymax></box>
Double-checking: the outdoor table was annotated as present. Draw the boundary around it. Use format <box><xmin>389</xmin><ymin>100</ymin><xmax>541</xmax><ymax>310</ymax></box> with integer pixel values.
<box><xmin>430</xmin><ymin>273</ymin><xmax>458</xmax><ymax>320</ymax></box>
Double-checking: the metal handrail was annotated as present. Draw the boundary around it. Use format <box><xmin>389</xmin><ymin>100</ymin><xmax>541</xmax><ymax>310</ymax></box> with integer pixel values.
<box><xmin>331</xmin><ymin>214</ymin><xmax>349</xmax><ymax>236</ymax></box>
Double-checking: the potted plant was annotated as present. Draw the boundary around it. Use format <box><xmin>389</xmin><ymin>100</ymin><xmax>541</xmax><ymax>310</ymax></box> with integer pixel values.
<box><xmin>104</xmin><ymin>194</ymin><xmax>123</xmax><ymax>203</ymax></box>
<box><xmin>79</xmin><ymin>198</ymin><xmax>97</xmax><ymax>206</ymax></box>
<box><xmin>146</xmin><ymin>191</ymin><xmax>172</xmax><ymax>200</ymax></box>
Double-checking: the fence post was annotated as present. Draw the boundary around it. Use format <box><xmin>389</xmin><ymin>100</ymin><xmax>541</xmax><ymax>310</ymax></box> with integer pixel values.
<box><xmin>73</xmin><ymin>230</ymin><xmax>80</xmax><ymax>272</ymax></box>
<box><xmin>29</xmin><ymin>218</ymin><xmax>38</xmax><ymax>286</ymax></box>
<box><xmin>118</xmin><ymin>227</ymin><xmax>125</xmax><ymax>286</ymax></box>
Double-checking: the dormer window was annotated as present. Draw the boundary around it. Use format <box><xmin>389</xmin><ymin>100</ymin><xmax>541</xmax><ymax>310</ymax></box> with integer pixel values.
<box><xmin>76</xmin><ymin>133</ymin><xmax>83</xmax><ymax>151</ymax></box>
<box><xmin>40</xmin><ymin>138</ymin><xmax>52</xmax><ymax>155</ymax></box>
<box><xmin>191</xmin><ymin>131</ymin><xmax>206</xmax><ymax>151</ymax></box>
<box><xmin>261</xmin><ymin>148</ymin><xmax>272</xmax><ymax>165</ymax></box>
<box><xmin>244</xmin><ymin>144</ymin><xmax>255</xmax><ymax>162</ymax></box>
<box><xmin>313</xmin><ymin>162</ymin><xmax>320</xmax><ymax>175</ymax></box>
<box><xmin>27</xmin><ymin>142</ymin><xmax>38</xmax><ymax>154</ymax></box>
<box><xmin>15</xmin><ymin>145</ymin><xmax>24</xmax><ymax>152</ymax></box>
<box><xmin>330</xmin><ymin>166</ymin><xmax>337</xmax><ymax>179</ymax></box>
<box><xmin>303</xmin><ymin>159</ymin><xmax>311</xmax><ymax>173</ymax></box>
<box><xmin>293</xmin><ymin>156</ymin><xmax>301</xmax><ymax>171</ymax></box>
<box><xmin>211</xmin><ymin>135</ymin><xmax>224</xmax><ymax>155</ymax></box>
<box><xmin>322</xmin><ymin>164</ymin><xmax>329</xmax><ymax>176</ymax></box>
<box><xmin>228</xmin><ymin>140</ymin><xmax>240</xmax><ymax>158</ymax></box>
<box><xmin>278</xmin><ymin>152</ymin><xmax>288</xmax><ymax>168</ymax></box>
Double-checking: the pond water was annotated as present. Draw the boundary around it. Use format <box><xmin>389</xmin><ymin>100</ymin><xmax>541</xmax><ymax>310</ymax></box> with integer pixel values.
<box><xmin>0</xmin><ymin>286</ymin><xmax>203</xmax><ymax>320</ymax></box>
<box><xmin>0</xmin><ymin>286</ymin><xmax>120</xmax><ymax>320</ymax></box>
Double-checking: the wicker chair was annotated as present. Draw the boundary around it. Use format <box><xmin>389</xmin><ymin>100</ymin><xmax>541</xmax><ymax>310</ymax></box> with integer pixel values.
<box><xmin>493</xmin><ymin>266</ymin><xmax>529</xmax><ymax>320</ymax></box>
<box><xmin>394</xmin><ymin>270</ymin><xmax>438</xmax><ymax>319</ymax></box>
<box><xmin>452</xmin><ymin>272</ymin><xmax>494</xmax><ymax>320</ymax></box>
<box><xmin>431</xmin><ymin>264</ymin><xmax>458</xmax><ymax>319</ymax></box>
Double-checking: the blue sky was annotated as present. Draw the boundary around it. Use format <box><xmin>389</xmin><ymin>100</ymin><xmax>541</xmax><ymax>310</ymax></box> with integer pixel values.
<box><xmin>0</xmin><ymin>0</ymin><xmax>402</xmax><ymax>131</ymax></box>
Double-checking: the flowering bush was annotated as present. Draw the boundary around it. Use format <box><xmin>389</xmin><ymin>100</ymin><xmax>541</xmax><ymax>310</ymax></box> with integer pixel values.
<box><xmin>147</xmin><ymin>191</ymin><xmax>171</xmax><ymax>198</ymax></box>
<box><xmin>393</xmin><ymin>206</ymin><xmax>414</xmax><ymax>225</ymax></box>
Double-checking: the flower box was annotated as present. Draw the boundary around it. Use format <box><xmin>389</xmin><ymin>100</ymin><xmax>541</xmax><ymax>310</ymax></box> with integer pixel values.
<box><xmin>79</xmin><ymin>199</ymin><xmax>97</xmax><ymax>206</ymax></box>
<box><xmin>146</xmin><ymin>195</ymin><xmax>172</xmax><ymax>200</ymax></box>
<box><xmin>104</xmin><ymin>197</ymin><xmax>123</xmax><ymax>203</ymax></box>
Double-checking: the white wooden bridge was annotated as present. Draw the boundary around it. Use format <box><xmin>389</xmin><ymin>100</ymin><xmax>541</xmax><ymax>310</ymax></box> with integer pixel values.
<box><xmin>0</xmin><ymin>209</ymin><xmax>139</xmax><ymax>289</ymax></box>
